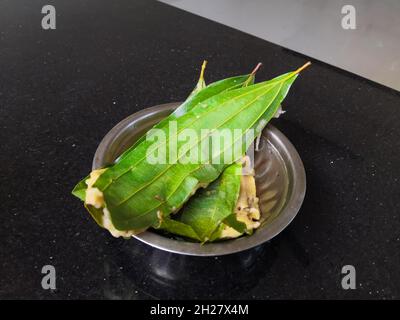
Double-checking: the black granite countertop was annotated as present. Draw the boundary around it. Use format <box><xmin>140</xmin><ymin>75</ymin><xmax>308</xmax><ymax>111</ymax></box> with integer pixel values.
<box><xmin>1</xmin><ymin>0</ymin><xmax>399</xmax><ymax>299</ymax></box>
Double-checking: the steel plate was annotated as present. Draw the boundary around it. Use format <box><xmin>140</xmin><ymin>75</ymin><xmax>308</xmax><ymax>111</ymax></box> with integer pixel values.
<box><xmin>93</xmin><ymin>102</ymin><xmax>306</xmax><ymax>256</ymax></box>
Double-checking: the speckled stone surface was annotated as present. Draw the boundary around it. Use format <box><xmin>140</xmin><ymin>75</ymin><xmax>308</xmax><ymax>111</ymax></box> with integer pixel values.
<box><xmin>1</xmin><ymin>0</ymin><xmax>399</xmax><ymax>299</ymax></box>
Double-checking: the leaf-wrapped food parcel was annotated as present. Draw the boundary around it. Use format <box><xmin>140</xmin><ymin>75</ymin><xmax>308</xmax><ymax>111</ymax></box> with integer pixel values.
<box><xmin>117</xmin><ymin>61</ymin><xmax>254</xmax><ymax>162</ymax></box>
<box><xmin>158</xmin><ymin>156</ymin><xmax>262</xmax><ymax>242</ymax></box>
<box><xmin>72</xmin><ymin>65</ymin><xmax>253</xmax><ymax>203</ymax></box>
<box><xmin>158</xmin><ymin>157</ymin><xmax>261</xmax><ymax>243</ymax></box>
<box><xmin>72</xmin><ymin>62</ymin><xmax>310</xmax><ymax>238</ymax></box>
<box><xmin>72</xmin><ymin>66</ymin><xmax>254</xmax><ymax>228</ymax></box>
<box><xmin>158</xmin><ymin>162</ymin><xmax>242</xmax><ymax>242</ymax></box>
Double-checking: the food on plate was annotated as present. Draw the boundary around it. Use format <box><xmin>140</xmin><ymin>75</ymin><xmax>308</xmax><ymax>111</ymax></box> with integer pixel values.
<box><xmin>72</xmin><ymin>61</ymin><xmax>310</xmax><ymax>242</ymax></box>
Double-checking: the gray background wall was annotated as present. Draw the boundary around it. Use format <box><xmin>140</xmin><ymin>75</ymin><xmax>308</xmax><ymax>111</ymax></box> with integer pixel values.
<box><xmin>160</xmin><ymin>0</ymin><xmax>400</xmax><ymax>91</ymax></box>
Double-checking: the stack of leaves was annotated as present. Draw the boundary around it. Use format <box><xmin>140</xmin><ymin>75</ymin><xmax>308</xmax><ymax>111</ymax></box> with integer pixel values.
<box><xmin>72</xmin><ymin>60</ymin><xmax>310</xmax><ymax>242</ymax></box>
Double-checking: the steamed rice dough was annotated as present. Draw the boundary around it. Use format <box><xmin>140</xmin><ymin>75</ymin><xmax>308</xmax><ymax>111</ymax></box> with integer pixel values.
<box><xmin>85</xmin><ymin>168</ymin><xmax>141</xmax><ymax>238</ymax></box>
<box><xmin>220</xmin><ymin>161</ymin><xmax>261</xmax><ymax>239</ymax></box>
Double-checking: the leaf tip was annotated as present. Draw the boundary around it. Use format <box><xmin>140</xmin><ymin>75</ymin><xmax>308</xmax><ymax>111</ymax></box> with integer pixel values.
<box><xmin>294</xmin><ymin>61</ymin><xmax>311</xmax><ymax>74</ymax></box>
<box><xmin>244</xmin><ymin>62</ymin><xmax>263</xmax><ymax>87</ymax></box>
<box><xmin>200</xmin><ymin>60</ymin><xmax>207</xmax><ymax>78</ymax></box>
<box><xmin>250</xmin><ymin>62</ymin><xmax>263</xmax><ymax>76</ymax></box>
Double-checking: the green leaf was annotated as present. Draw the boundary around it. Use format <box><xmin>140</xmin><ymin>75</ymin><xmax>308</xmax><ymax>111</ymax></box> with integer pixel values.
<box><xmin>96</xmin><ymin>69</ymin><xmax>301</xmax><ymax>231</ymax></box>
<box><xmin>209</xmin><ymin>213</ymin><xmax>251</xmax><ymax>241</ymax></box>
<box><xmin>73</xmin><ymin>62</ymin><xmax>310</xmax><ymax>235</ymax></box>
<box><xmin>84</xmin><ymin>204</ymin><xmax>105</xmax><ymax>227</ymax></box>
<box><xmin>157</xmin><ymin>163</ymin><xmax>242</xmax><ymax>242</ymax></box>
<box><xmin>71</xmin><ymin>72</ymin><xmax>251</xmax><ymax>201</ymax></box>
<box><xmin>157</xmin><ymin>217</ymin><xmax>201</xmax><ymax>241</ymax></box>
<box><xmin>116</xmin><ymin>60</ymin><xmax>255</xmax><ymax>162</ymax></box>
<box><xmin>116</xmin><ymin>68</ymin><xmax>251</xmax><ymax>162</ymax></box>
<box><xmin>71</xmin><ymin>175</ymin><xmax>89</xmax><ymax>201</ymax></box>
<box><xmin>208</xmin><ymin>223</ymin><xmax>226</xmax><ymax>242</ymax></box>
<box><xmin>223</xmin><ymin>213</ymin><xmax>248</xmax><ymax>234</ymax></box>
<box><xmin>179</xmin><ymin>163</ymin><xmax>242</xmax><ymax>241</ymax></box>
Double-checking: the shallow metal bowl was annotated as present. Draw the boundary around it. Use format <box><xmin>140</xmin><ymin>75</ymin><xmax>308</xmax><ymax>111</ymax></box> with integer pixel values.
<box><xmin>93</xmin><ymin>102</ymin><xmax>306</xmax><ymax>256</ymax></box>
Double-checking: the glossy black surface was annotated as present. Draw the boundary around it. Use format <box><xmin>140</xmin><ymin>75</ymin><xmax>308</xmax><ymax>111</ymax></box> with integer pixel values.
<box><xmin>1</xmin><ymin>0</ymin><xmax>399</xmax><ymax>299</ymax></box>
